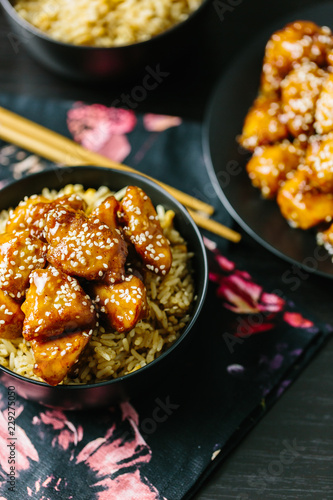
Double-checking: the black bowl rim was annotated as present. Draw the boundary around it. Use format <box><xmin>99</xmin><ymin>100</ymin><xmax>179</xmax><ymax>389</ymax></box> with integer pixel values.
<box><xmin>0</xmin><ymin>166</ymin><xmax>208</xmax><ymax>390</ymax></box>
<box><xmin>0</xmin><ymin>0</ymin><xmax>210</xmax><ymax>50</ymax></box>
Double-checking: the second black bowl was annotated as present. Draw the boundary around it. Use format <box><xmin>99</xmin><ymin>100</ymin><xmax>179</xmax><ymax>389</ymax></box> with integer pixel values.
<box><xmin>0</xmin><ymin>0</ymin><xmax>210</xmax><ymax>82</ymax></box>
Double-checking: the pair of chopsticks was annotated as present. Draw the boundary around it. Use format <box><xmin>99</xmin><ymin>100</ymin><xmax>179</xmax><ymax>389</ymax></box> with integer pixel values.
<box><xmin>0</xmin><ymin>106</ymin><xmax>241</xmax><ymax>243</ymax></box>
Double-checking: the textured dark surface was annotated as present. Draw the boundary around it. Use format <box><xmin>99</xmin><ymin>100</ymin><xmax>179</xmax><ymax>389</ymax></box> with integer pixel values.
<box><xmin>193</xmin><ymin>234</ymin><xmax>333</xmax><ymax>500</ymax></box>
<box><xmin>0</xmin><ymin>0</ymin><xmax>332</xmax><ymax>499</ymax></box>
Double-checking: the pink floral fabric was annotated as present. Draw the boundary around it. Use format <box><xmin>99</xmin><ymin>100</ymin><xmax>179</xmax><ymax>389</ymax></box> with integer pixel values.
<box><xmin>0</xmin><ymin>397</ymin><xmax>165</xmax><ymax>499</ymax></box>
<box><xmin>205</xmin><ymin>236</ymin><xmax>314</xmax><ymax>338</ymax></box>
<box><xmin>0</xmin><ymin>99</ymin><xmax>326</xmax><ymax>500</ymax></box>
<box><xmin>67</xmin><ymin>103</ymin><xmax>182</xmax><ymax>164</ymax></box>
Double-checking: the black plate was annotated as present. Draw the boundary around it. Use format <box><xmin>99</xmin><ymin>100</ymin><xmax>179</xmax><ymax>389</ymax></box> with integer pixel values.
<box><xmin>203</xmin><ymin>3</ymin><xmax>333</xmax><ymax>279</ymax></box>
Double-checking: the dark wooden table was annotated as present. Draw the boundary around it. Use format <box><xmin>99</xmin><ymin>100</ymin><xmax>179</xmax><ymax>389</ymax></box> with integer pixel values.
<box><xmin>0</xmin><ymin>0</ymin><xmax>332</xmax><ymax>498</ymax></box>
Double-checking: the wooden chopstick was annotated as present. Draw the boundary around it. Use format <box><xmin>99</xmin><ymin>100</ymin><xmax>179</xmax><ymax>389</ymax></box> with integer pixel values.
<box><xmin>0</xmin><ymin>107</ymin><xmax>213</xmax><ymax>215</ymax></box>
<box><xmin>0</xmin><ymin>106</ymin><xmax>241</xmax><ymax>243</ymax></box>
<box><xmin>187</xmin><ymin>210</ymin><xmax>241</xmax><ymax>243</ymax></box>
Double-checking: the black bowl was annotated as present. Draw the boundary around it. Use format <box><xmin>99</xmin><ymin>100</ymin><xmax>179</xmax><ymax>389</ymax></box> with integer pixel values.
<box><xmin>0</xmin><ymin>0</ymin><xmax>210</xmax><ymax>82</ymax></box>
<box><xmin>0</xmin><ymin>166</ymin><xmax>208</xmax><ymax>410</ymax></box>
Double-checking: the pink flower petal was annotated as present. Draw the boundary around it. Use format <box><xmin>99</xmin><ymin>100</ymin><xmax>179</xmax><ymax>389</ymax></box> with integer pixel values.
<box><xmin>77</xmin><ymin>425</ymin><xmax>84</xmax><ymax>442</ymax></box>
<box><xmin>260</xmin><ymin>293</ymin><xmax>285</xmax><ymax>313</ymax></box>
<box><xmin>203</xmin><ymin>236</ymin><xmax>217</xmax><ymax>251</ymax></box>
<box><xmin>67</xmin><ymin>103</ymin><xmax>113</xmax><ymax>148</ymax></box>
<box><xmin>235</xmin><ymin>322</ymin><xmax>274</xmax><ymax>337</ymax></box>
<box><xmin>34</xmin><ymin>410</ymin><xmax>83</xmax><ymax>450</ymax></box>
<box><xmin>67</xmin><ymin>104</ymin><xmax>136</xmax><ymax>152</ymax></box>
<box><xmin>42</xmin><ymin>475</ymin><xmax>54</xmax><ymax>488</ymax></box>
<box><xmin>209</xmin><ymin>271</ymin><xmax>220</xmax><ymax>283</ymax></box>
<box><xmin>218</xmin><ymin>283</ymin><xmax>260</xmax><ymax>313</ymax></box>
<box><xmin>78</xmin><ymin>435</ymin><xmax>151</xmax><ymax>477</ymax></box>
<box><xmin>231</xmin><ymin>274</ymin><xmax>262</xmax><ymax>303</ymax></box>
<box><xmin>0</xmin><ymin>411</ymin><xmax>39</xmax><ymax>475</ymax></box>
<box><xmin>54</xmin><ymin>429</ymin><xmax>73</xmax><ymax>451</ymax></box>
<box><xmin>76</xmin><ymin>437</ymin><xmax>108</xmax><ymax>464</ymax></box>
<box><xmin>107</xmin><ymin>108</ymin><xmax>137</xmax><ymax>134</ymax></box>
<box><xmin>217</xmin><ymin>275</ymin><xmax>263</xmax><ymax>313</ymax></box>
<box><xmin>97</xmin><ymin>134</ymin><xmax>131</xmax><ymax>163</ymax></box>
<box><xmin>283</xmin><ymin>312</ymin><xmax>314</xmax><ymax>328</ymax></box>
<box><xmin>39</xmin><ymin>410</ymin><xmax>67</xmax><ymax>430</ymax></box>
<box><xmin>143</xmin><ymin>113</ymin><xmax>182</xmax><ymax>132</ymax></box>
<box><xmin>120</xmin><ymin>401</ymin><xmax>139</xmax><ymax>426</ymax></box>
<box><xmin>215</xmin><ymin>255</ymin><xmax>235</xmax><ymax>272</ymax></box>
<box><xmin>236</xmin><ymin>270</ymin><xmax>252</xmax><ymax>280</ymax></box>
<box><xmin>77</xmin><ymin>404</ymin><xmax>150</xmax><ymax>477</ymax></box>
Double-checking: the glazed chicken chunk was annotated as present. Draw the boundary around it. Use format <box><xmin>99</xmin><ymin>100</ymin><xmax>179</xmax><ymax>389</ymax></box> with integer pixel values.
<box><xmin>120</xmin><ymin>186</ymin><xmax>172</xmax><ymax>276</ymax></box>
<box><xmin>89</xmin><ymin>195</ymin><xmax>129</xmax><ymax>284</ymax></box>
<box><xmin>302</xmin><ymin>135</ymin><xmax>333</xmax><ymax>193</ymax></box>
<box><xmin>90</xmin><ymin>195</ymin><xmax>120</xmax><ymax>230</ymax></box>
<box><xmin>6</xmin><ymin>193</ymin><xmax>86</xmax><ymax>238</ymax></box>
<box><xmin>0</xmin><ymin>289</ymin><xmax>25</xmax><ymax>339</ymax></box>
<box><xmin>238</xmin><ymin>96</ymin><xmax>288</xmax><ymax>151</ymax></box>
<box><xmin>277</xmin><ymin>169</ymin><xmax>333</xmax><ymax>229</ymax></box>
<box><xmin>261</xmin><ymin>20</ymin><xmax>333</xmax><ymax>94</ymax></box>
<box><xmin>281</xmin><ymin>62</ymin><xmax>325</xmax><ymax>138</ymax></box>
<box><xmin>6</xmin><ymin>194</ymin><xmax>48</xmax><ymax>236</ymax></box>
<box><xmin>93</xmin><ymin>274</ymin><xmax>148</xmax><ymax>333</ymax></box>
<box><xmin>0</xmin><ymin>230</ymin><xmax>47</xmax><ymax>301</ymax></box>
<box><xmin>45</xmin><ymin>205</ymin><xmax>128</xmax><ymax>282</ymax></box>
<box><xmin>21</xmin><ymin>267</ymin><xmax>97</xmax><ymax>385</ymax></box>
<box><xmin>246</xmin><ymin>141</ymin><xmax>303</xmax><ymax>198</ymax></box>
<box><xmin>30</xmin><ymin>329</ymin><xmax>93</xmax><ymax>386</ymax></box>
<box><xmin>22</xmin><ymin>267</ymin><xmax>96</xmax><ymax>341</ymax></box>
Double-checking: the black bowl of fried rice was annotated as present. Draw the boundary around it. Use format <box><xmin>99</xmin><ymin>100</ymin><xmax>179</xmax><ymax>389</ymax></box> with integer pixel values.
<box><xmin>0</xmin><ymin>166</ymin><xmax>208</xmax><ymax>410</ymax></box>
<box><xmin>0</xmin><ymin>0</ymin><xmax>210</xmax><ymax>81</ymax></box>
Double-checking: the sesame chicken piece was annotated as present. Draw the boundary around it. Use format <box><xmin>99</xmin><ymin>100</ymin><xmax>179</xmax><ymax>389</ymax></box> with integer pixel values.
<box><xmin>21</xmin><ymin>267</ymin><xmax>96</xmax><ymax>341</ymax></box>
<box><xmin>90</xmin><ymin>195</ymin><xmax>128</xmax><ymax>284</ymax></box>
<box><xmin>302</xmin><ymin>135</ymin><xmax>333</xmax><ymax>192</ymax></box>
<box><xmin>246</xmin><ymin>141</ymin><xmax>304</xmax><ymax>198</ymax></box>
<box><xmin>93</xmin><ymin>275</ymin><xmax>148</xmax><ymax>333</ymax></box>
<box><xmin>30</xmin><ymin>329</ymin><xmax>93</xmax><ymax>386</ymax></box>
<box><xmin>90</xmin><ymin>195</ymin><xmax>120</xmax><ymax>230</ymax></box>
<box><xmin>314</xmin><ymin>73</ymin><xmax>333</xmax><ymax>134</ymax></box>
<box><xmin>0</xmin><ymin>289</ymin><xmax>25</xmax><ymax>339</ymax></box>
<box><xmin>0</xmin><ymin>230</ymin><xmax>47</xmax><ymax>301</ymax></box>
<box><xmin>261</xmin><ymin>21</ymin><xmax>333</xmax><ymax>94</ymax></box>
<box><xmin>6</xmin><ymin>194</ymin><xmax>87</xmax><ymax>239</ymax></box>
<box><xmin>44</xmin><ymin>205</ymin><xmax>127</xmax><ymax>282</ymax></box>
<box><xmin>277</xmin><ymin>169</ymin><xmax>333</xmax><ymax>229</ymax></box>
<box><xmin>6</xmin><ymin>195</ymin><xmax>48</xmax><ymax>236</ymax></box>
<box><xmin>57</xmin><ymin>193</ymin><xmax>87</xmax><ymax>212</ymax></box>
<box><xmin>281</xmin><ymin>62</ymin><xmax>325</xmax><ymax>137</ymax></box>
<box><xmin>238</xmin><ymin>96</ymin><xmax>288</xmax><ymax>151</ymax></box>
<box><xmin>120</xmin><ymin>186</ymin><xmax>172</xmax><ymax>276</ymax></box>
